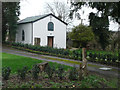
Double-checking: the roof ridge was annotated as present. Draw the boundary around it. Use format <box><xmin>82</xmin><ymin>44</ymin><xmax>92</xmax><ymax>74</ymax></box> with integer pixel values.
<box><xmin>20</xmin><ymin>13</ymin><xmax>50</xmax><ymax>21</ymax></box>
<box><xmin>18</xmin><ymin>13</ymin><xmax>67</xmax><ymax>25</ymax></box>
<box><xmin>18</xmin><ymin>13</ymin><xmax>51</xmax><ymax>24</ymax></box>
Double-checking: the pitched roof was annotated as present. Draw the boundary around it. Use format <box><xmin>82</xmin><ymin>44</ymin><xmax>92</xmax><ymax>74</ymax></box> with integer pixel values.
<box><xmin>18</xmin><ymin>13</ymin><xmax>67</xmax><ymax>25</ymax></box>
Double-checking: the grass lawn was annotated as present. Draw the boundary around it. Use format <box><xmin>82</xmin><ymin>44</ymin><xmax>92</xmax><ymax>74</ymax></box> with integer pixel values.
<box><xmin>2</xmin><ymin>53</ymin><xmax>72</xmax><ymax>74</ymax></box>
<box><xmin>2</xmin><ymin>53</ymin><xmax>42</xmax><ymax>74</ymax></box>
<box><xmin>2</xmin><ymin>53</ymin><xmax>118</xmax><ymax>88</ymax></box>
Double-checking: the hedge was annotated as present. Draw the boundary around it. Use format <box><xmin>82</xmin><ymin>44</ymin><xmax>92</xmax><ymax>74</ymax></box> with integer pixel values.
<box><xmin>4</xmin><ymin>41</ymin><xmax>119</xmax><ymax>67</ymax></box>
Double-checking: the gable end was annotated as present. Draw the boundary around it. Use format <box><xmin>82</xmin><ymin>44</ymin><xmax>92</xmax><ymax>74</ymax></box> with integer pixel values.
<box><xmin>18</xmin><ymin>13</ymin><xmax>68</xmax><ymax>25</ymax></box>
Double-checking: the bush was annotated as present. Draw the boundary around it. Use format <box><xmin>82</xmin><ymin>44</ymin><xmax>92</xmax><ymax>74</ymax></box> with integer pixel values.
<box><xmin>4</xmin><ymin>41</ymin><xmax>118</xmax><ymax>67</ymax></box>
<box><xmin>32</xmin><ymin>64</ymin><xmax>40</xmax><ymax>79</ymax></box>
<box><xmin>2</xmin><ymin>67</ymin><xmax>11</xmax><ymax>80</ymax></box>
<box><xmin>57</xmin><ymin>65</ymin><xmax>64</xmax><ymax>80</ymax></box>
<box><xmin>45</xmin><ymin>65</ymin><xmax>54</xmax><ymax>79</ymax></box>
<box><xmin>69</xmin><ymin>66</ymin><xmax>78</xmax><ymax>80</ymax></box>
<box><xmin>17</xmin><ymin>66</ymin><xmax>28</xmax><ymax>80</ymax></box>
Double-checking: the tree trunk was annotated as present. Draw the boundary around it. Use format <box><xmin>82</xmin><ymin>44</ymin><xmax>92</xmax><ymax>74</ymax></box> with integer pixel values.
<box><xmin>82</xmin><ymin>48</ymin><xmax>87</xmax><ymax>76</ymax></box>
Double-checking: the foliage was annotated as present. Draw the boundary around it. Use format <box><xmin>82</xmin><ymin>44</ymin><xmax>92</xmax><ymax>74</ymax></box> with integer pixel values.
<box><xmin>2</xmin><ymin>52</ymin><xmax>118</xmax><ymax>88</ymax></box>
<box><xmin>88</xmin><ymin>52</ymin><xmax>118</xmax><ymax>65</ymax></box>
<box><xmin>88</xmin><ymin>2</ymin><xmax>119</xmax><ymax>24</ymax></box>
<box><xmin>2</xmin><ymin>67</ymin><xmax>11</xmax><ymax>80</ymax></box>
<box><xmin>32</xmin><ymin>64</ymin><xmax>40</xmax><ymax>79</ymax></box>
<box><xmin>45</xmin><ymin>65</ymin><xmax>55</xmax><ymax>79</ymax></box>
<box><xmin>89</xmin><ymin>12</ymin><xmax>110</xmax><ymax>50</ymax></box>
<box><xmin>69</xmin><ymin>66</ymin><xmax>78</xmax><ymax>80</ymax></box>
<box><xmin>57</xmin><ymin>65</ymin><xmax>64</xmax><ymax>80</ymax></box>
<box><xmin>69</xmin><ymin>2</ymin><xmax>120</xmax><ymax>50</ymax></box>
<box><xmin>72</xmin><ymin>49</ymin><xmax>82</xmax><ymax>60</ymax></box>
<box><xmin>70</xmin><ymin>2</ymin><xmax>119</xmax><ymax>24</ymax></box>
<box><xmin>17</xmin><ymin>66</ymin><xmax>28</xmax><ymax>80</ymax></box>
<box><xmin>9</xmin><ymin>42</ymin><xmax>70</xmax><ymax>56</ymax></box>
<box><xmin>80</xmin><ymin>75</ymin><xmax>100</xmax><ymax>88</ymax></box>
<box><xmin>69</xmin><ymin>24</ymin><xmax>94</xmax><ymax>47</ymax></box>
<box><xmin>3</xmin><ymin>42</ymin><xmax>119</xmax><ymax>67</ymax></box>
<box><xmin>2</xmin><ymin>2</ymin><xmax>20</xmax><ymax>42</ymax></box>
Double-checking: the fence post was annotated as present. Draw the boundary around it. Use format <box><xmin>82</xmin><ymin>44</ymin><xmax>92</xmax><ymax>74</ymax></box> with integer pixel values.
<box><xmin>82</xmin><ymin>48</ymin><xmax>87</xmax><ymax>76</ymax></box>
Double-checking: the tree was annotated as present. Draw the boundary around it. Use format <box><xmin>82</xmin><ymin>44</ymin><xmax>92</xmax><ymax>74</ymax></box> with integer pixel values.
<box><xmin>69</xmin><ymin>2</ymin><xmax>120</xmax><ymax>50</ymax></box>
<box><xmin>70</xmin><ymin>2</ymin><xmax>119</xmax><ymax>23</ymax></box>
<box><xmin>45</xmin><ymin>1</ymin><xmax>72</xmax><ymax>27</ymax></box>
<box><xmin>89</xmin><ymin>12</ymin><xmax>110</xmax><ymax>50</ymax></box>
<box><xmin>69</xmin><ymin>24</ymin><xmax>94</xmax><ymax>48</ymax></box>
<box><xmin>2</xmin><ymin>2</ymin><xmax>20</xmax><ymax>42</ymax></box>
<box><xmin>109</xmin><ymin>31</ymin><xmax>119</xmax><ymax>52</ymax></box>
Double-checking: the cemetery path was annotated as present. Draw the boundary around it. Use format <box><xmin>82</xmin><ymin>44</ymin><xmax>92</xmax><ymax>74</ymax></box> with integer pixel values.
<box><xmin>2</xmin><ymin>46</ymin><xmax>120</xmax><ymax>78</ymax></box>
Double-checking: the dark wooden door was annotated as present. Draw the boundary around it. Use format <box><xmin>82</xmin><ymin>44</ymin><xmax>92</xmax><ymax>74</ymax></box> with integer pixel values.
<box><xmin>48</xmin><ymin>37</ymin><xmax>53</xmax><ymax>47</ymax></box>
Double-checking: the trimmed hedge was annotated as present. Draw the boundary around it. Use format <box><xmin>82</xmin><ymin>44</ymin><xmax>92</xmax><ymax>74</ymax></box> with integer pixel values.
<box><xmin>4</xmin><ymin>41</ymin><xmax>82</xmax><ymax>60</ymax></box>
<box><xmin>4</xmin><ymin>41</ymin><xmax>119</xmax><ymax>66</ymax></box>
<box><xmin>88</xmin><ymin>52</ymin><xmax>119</xmax><ymax>66</ymax></box>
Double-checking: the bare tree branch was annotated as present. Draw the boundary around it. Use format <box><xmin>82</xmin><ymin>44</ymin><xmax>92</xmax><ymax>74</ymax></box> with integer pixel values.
<box><xmin>45</xmin><ymin>3</ymin><xmax>55</xmax><ymax>15</ymax></box>
<box><xmin>45</xmin><ymin>0</ymin><xmax>73</xmax><ymax>28</ymax></box>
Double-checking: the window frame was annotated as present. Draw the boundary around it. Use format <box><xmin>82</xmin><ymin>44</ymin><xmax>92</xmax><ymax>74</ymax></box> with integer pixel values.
<box><xmin>48</xmin><ymin>22</ymin><xmax>54</xmax><ymax>31</ymax></box>
<box><xmin>22</xmin><ymin>30</ymin><xmax>25</xmax><ymax>41</ymax></box>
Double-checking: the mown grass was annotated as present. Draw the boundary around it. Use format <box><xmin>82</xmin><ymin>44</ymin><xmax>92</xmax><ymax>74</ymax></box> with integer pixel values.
<box><xmin>2</xmin><ymin>53</ymin><xmax>72</xmax><ymax>74</ymax></box>
<box><xmin>2</xmin><ymin>53</ymin><xmax>43</xmax><ymax>74</ymax></box>
<box><xmin>2</xmin><ymin>52</ymin><xmax>117</xmax><ymax>74</ymax></box>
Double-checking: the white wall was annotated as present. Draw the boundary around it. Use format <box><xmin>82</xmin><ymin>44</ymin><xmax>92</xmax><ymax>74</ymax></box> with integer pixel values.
<box><xmin>16</xmin><ymin>23</ymin><xmax>32</xmax><ymax>44</ymax></box>
<box><xmin>33</xmin><ymin>15</ymin><xmax>66</xmax><ymax>49</ymax></box>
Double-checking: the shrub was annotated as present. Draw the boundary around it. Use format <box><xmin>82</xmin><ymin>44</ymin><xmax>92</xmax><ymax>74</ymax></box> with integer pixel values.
<box><xmin>4</xmin><ymin>41</ymin><xmax>10</xmax><ymax>45</ymax></box>
<box><xmin>4</xmin><ymin>41</ymin><xmax>119</xmax><ymax>67</ymax></box>
<box><xmin>45</xmin><ymin>65</ymin><xmax>54</xmax><ymax>79</ymax></box>
<box><xmin>57</xmin><ymin>65</ymin><xmax>64</xmax><ymax>80</ymax></box>
<box><xmin>81</xmin><ymin>75</ymin><xmax>99</xmax><ymax>88</ymax></box>
<box><xmin>88</xmin><ymin>52</ymin><xmax>92</xmax><ymax>58</ymax></box>
<box><xmin>88</xmin><ymin>52</ymin><xmax>94</xmax><ymax>62</ymax></box>
<box><xmin>2</xmin><ymin>67</ymin><xmax>11</xmax><ymax>80</ymax></box>
<box><xmin>69</xmin><ymin>66</ymin><xmax>78</xmax><ymax>80</ymax></box>
<box><xmin>32</xmin><ymin>64</ymin><xmax>40</xmax><ymax>79</ymax></box>
<box><xmin>72</xmin><ymin>50</ymin><xmax>78</xmax><ymax>59</ymax></box>
<box><xmin>94</xmin><ymin>53</ymin><xmax>97</xmax><ymax>60</ymax></box>
<box><xmin>17</xmin><ymin>66</ymin><xmax>28</xmax><ymax>80</ymax></box>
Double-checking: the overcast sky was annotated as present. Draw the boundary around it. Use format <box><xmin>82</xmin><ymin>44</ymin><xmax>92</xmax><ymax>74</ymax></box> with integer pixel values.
<box><xmin>19</xmin><ymin>0</ymin><xmax>119</xmax><ymax>31</ymax></box>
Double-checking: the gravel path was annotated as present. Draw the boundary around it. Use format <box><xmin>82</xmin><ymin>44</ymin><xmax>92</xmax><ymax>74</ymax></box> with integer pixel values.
<box><xmin>2</xmin><ymin>46</ymin><xmax>120</xmax><ymax>78</ymax></box>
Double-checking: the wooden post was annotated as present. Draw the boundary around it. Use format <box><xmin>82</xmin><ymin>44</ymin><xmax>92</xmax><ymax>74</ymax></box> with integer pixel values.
<box><xmin>82</xmin><ymin>48</ymin><xmax>87</xmax><ymax>76</ymax></box>
<box><xmin>79</xmin><ymin>64</ymin><xmax>83</xmax><ymax>80</ymax></box>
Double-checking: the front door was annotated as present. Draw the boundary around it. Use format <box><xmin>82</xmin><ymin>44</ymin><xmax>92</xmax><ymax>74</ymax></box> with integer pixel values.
<box><xmin>48</xmin><ymin>36</ymin><xmax>53</xmax><ymax>47</ymax></box>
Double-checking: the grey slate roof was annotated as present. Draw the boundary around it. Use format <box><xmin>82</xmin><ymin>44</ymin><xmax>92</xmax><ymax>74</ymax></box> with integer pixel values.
<box><xmin>18</xmin><ymin>14</ymin><xmax>48</xmax><ymax>24</ymax></box>
<box><xmin>18</xmin><ymin>13</ymin><xmax>67</xmax><ymax>25</ymax></box>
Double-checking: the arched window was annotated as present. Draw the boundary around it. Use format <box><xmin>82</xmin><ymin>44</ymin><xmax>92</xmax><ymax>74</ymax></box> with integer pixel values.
<box><xmin>22</xmin><ymin>30</ymin><xmax>25</xmax><ymax>41</ymax></box>
<box><xmin>48</xmin><ymin>22</ymin><xmax>54</xmax><ymax>31</ymax></box>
